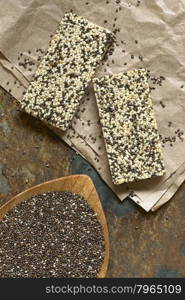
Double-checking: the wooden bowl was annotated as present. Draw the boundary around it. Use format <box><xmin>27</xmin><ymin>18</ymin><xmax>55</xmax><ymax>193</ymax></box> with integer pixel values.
<box><xmin>0</xmin><ymin>175</ymin><xmax>109</xmax><ymax>278</ymax></box>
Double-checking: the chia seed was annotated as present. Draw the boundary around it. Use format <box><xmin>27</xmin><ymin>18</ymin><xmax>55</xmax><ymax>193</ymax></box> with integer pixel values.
<box><xmin>0</xmin><ymin>191</ymin><xmax>104</xmax><ymax>278</ymax></box>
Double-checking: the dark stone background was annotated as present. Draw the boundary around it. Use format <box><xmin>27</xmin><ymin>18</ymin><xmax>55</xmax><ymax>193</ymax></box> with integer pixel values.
<box><xmin>0</xmin><ymin>88</ymin><xmax>185</xmax><ymax>277</ymax></box>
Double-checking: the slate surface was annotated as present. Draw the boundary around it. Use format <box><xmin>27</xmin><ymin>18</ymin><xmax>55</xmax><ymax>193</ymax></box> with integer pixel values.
<box><xmin>0</xmin><ymin>88</ymin><xmax>185</xmax><ymax>277</ymax></box>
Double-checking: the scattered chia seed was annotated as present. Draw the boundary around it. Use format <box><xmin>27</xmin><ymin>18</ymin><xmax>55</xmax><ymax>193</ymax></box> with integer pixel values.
<box><xmin>0</xmin><ymin>191</ymin><xmax>104</xmax><ymax>278</ymax></box>
<box><xmin>159</xmin><ymin>101</ymin><xmax>165</xmax><ymax>108</ymax></box>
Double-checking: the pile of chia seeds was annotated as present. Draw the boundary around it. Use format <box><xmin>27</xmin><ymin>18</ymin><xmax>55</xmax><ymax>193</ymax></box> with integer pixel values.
<box><xmin>0</xmin><ymin>191</ymin><xmax>104</xmax><ymax>278</ymax></box>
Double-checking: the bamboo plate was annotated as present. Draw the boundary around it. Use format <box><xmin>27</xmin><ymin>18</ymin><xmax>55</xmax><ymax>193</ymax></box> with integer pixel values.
<box><xmin>0</xmin><ymin>174</ymin><xmax>109</xmax><ymax>278</ymax></box>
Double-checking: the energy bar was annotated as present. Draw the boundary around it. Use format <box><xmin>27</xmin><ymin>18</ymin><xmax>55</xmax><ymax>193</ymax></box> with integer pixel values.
<box><xmin>20</xmin><ymin>12</ymin><xmax>114</xmax><ymax>130</ymax></box>
<box><xmin>93</xmin><ymin>69</ymin><xmax>165</xmax><ymax>185</ymax></box>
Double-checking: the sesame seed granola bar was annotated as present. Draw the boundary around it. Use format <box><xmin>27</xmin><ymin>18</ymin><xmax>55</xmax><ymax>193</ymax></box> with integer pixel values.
<box><xmin>20</xmin><ymin>12</ymin><xmax>114</xmax><ymax>131</ymax></box>
<box><xmin>93</xmin><ymin>69</ymin><xmax>165</xmax><ymax>185</ymax></box>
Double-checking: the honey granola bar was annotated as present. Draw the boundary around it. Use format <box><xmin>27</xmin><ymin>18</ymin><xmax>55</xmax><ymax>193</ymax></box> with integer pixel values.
<box><xmin>20</xmin><ymin>12</ymin><xmax>114</xmax><ymax>131</ymax></box>
<box><xmin>93</xmin><ymin>69</ymin><xmax>165</xmax><ymax>185</ymax></box>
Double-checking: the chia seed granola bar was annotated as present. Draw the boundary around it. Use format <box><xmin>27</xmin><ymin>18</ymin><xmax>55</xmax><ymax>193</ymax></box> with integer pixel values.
<box><xmin>19</xmin><ymin>12</ymin><xmax>114</xmax><ymax>131</ymax></box>
<box><xmin>93</xmin><ymin>69</ymin><xmax>165</xmax><ymax>185</ymax></box>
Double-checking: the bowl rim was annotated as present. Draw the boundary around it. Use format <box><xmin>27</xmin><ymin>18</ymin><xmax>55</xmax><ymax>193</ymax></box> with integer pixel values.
<box><xmin>0</xmin><ymin>174</ymin><xmax>109</xmax><ymax>278</ymax></box>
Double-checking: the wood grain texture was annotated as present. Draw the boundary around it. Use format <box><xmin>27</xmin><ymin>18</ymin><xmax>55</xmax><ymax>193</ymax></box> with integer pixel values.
<box><xmin>0</xmin><ymin>174</ymin><xmax>109</xmax><ymax>278</ymax></box>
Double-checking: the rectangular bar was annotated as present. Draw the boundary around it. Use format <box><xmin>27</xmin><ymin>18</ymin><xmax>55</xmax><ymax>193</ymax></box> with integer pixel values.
<box><xmin>20</xmin><ymin>12</ymin><xmax>114</xmax><ymax>131</ymax></box>
<box><xmin>93</xmin><ymin>69</ymin><xmax>165</xmax><ymax>185</ymax></box>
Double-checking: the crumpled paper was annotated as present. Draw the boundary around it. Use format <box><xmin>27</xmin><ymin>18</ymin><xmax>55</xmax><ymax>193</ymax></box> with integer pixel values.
<box><xmin>0</xmin><ymin>0</ymin><xmax>185</xmax><ymax>211</ymax></box>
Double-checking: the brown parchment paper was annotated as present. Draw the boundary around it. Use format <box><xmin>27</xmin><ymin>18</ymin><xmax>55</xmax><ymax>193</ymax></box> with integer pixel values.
<box><xmin>0</xmin><ymin>0</ymin><xmax>185</xmax><ymax>212</ymax></box>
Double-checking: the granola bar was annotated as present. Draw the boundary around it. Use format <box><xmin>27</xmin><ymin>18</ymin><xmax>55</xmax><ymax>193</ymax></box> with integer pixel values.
<box><xmin>93</xmin><ymin>69</ymin><xmax>165</xmax><ymax>185</ymax></box>
<box><xmin>20</xmin><ymin>12</ymin><xmax>114</xmax><ymax>130</ymax></box>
